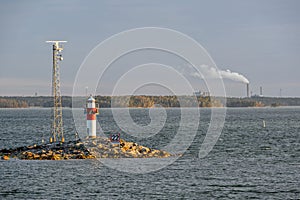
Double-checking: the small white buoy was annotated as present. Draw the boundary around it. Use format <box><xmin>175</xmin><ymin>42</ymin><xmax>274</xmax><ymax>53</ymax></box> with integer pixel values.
<box><xmin>262</xmin><ymin>120</ymin><xmax>266</xmax><ymax>128</ymax></box>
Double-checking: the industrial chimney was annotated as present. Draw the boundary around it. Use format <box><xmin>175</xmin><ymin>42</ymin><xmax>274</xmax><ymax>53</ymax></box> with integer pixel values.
<box><xmin>246</xmin><ymin>83</ymin><xmax>250</xmax><ymax>98</ymax></box>
<box><xmin>260</xmin><ymin>86</ymin><xmax>263</xmax><ymax>96</ymax></box>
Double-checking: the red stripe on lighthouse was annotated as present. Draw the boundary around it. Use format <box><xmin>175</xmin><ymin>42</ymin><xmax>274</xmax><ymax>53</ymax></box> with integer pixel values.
<box><xmin>87</xmin><ymin>108</ymin><xmax>97</xmax><ymax>120</ymax></box>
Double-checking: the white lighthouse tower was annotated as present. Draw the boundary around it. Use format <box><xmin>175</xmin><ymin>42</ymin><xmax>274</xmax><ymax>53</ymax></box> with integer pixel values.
<box><xmin>86</xmin><ymin>95</ymin><xmax>99</xmax><ymax>138</ymax></box>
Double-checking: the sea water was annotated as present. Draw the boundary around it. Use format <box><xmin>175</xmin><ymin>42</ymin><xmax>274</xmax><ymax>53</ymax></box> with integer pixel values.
<box><xmin>0</xmin><ymin>107</ymin><xmax>299</xmax><ymax>199</ymax></box>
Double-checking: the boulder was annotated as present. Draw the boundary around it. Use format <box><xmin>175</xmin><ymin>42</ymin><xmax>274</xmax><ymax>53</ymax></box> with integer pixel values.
<box><xmin>138</xmin><ymin>146</ymin><xmax>150</xmax><ymax>154</ymax></box>
<box><xmin>40</xmin><ymin>154</ymin><xmax>47</xmax><ymax>159</ymax></box>
<box><xmin>47</xmin><ymin>150</ymin><xmax>53</xmax><ymax>155</ymax></box>
<box><xmin>51</xmin><ymin>154</ymin><xmax>62</xmax><ymax>160</ymax></box>
<box><xmin>33</xmin><ymin>154</ymin><xmax>40</xmax><ymax>159</ymax></box>
<box><xmin>2</xmin><ymin>155</ymin><xmax>10</xmax><ymax>160</ymax></box>
<box><xmin>25</xmin><ymin>151</ymin><xmax>33</xmax><ymax>158</ymax></box>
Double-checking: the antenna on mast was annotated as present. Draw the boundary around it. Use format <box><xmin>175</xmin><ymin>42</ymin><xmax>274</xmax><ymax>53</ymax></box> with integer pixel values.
<box><xmin>46</xmin><ymin>40</ymin><xmax>67</xmax><ymax>143</ymax></box>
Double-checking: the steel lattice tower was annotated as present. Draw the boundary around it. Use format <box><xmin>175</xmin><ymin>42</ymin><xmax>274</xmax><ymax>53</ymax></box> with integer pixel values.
<box><xmin>46</xmin><ymin>41</ymin><xmax>67</xmax><ymax>143</ymax></box>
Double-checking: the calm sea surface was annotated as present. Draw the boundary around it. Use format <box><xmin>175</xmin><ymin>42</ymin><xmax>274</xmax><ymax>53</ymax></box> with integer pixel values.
<box><xmin>0</xmin><ymin>107</ymin><xmax>299</xmax><ymax>199</ymax></box>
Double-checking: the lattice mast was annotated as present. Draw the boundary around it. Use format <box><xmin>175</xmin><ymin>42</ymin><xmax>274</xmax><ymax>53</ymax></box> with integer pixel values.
<box><xmin>46</xmin><ymin>41</ymin><xmax>67</xmax><ymax>143</ymax></box>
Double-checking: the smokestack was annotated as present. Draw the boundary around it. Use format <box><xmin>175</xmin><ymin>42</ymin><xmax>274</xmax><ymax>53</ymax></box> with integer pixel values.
<box><xmin>260</xmin><ymin>86</ymin><xmax>263</xmax><ymax>96</ymax></box>
<box><xmin>246</xmin><ymin>83</ymin><xmax>249</xmax><ymax>98</ymax></box>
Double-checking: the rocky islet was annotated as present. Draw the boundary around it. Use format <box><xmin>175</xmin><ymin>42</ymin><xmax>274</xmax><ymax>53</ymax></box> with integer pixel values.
<box><xmin>0</xmin><ymin>137</ymin><xmax>171</xmax><ymax>160</ymax></box>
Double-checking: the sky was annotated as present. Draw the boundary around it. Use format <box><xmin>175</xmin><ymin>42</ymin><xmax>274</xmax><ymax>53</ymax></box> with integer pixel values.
<box><xmin>0</xmin><ymin>0</ymin><xmax>299</xmax><ymax>97</ymax></box>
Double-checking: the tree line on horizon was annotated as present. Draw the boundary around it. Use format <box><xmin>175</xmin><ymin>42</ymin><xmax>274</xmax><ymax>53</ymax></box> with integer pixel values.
<box><xmin>0</xmin><ymin>96</ymin><xmax>222</xmax><ymax>108</ymax></box>
<box><xmin>0</xmin><ymin>98</ymin><xmax>28</xmax><ymax>108</ymax></box>
<box><xmin>95</xmin><ymin>95</ymin><xmax>223</xmax><ymax>108</ymax></box>
<box><xmin>1</xmin><ymin>95</ymin><xmax>299</xmax><ymax>108</ymax></box>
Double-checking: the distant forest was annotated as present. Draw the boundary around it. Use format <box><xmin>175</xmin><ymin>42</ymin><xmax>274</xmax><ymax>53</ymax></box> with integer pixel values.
<box><xmin>0</xmin><ymin>96</ymin><xmax>300</xmax><ymax>108</ymax></box>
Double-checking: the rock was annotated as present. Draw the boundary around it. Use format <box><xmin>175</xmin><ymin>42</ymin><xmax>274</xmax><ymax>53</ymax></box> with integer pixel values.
<box><xmin>0</xmin><ymin>148</ymin><xmax>12</xmax><ymax>154</ymax></box>
<box><xmin>72</xmin><ymin>150</ymin><xmax>80</xmax><ymax>154</ymax></box>
<box><xmin>138</xmin><ymin>146</ymin><xmax>150</xmax><ymax>154</ymax></box>
<box><xmin>33</xmin><ymin>154</ymin><xmax>40</xmax><ymax>159</ymax></box>
<box><xmin>120</xmin><ymin>148</ymin><xmax>127</xmax><ymax>153</ymax></box>
<box><xmin>102</xmin><ymin>154</ymin><xmax>108</xmax><ymax>158</ymax></box>
<box><xmin>86</xmin><ymin>155</ymin><xmax>96</xmax><ymax>159</ymax></box>
<box><xmin>111</xmin><ymin>144</ymin><xmax>119</xmax><ymax>148</ymax></box>
<box><xmin>98</xmin><ymin>144</ymin><xmax>108</xmax><ymax>151</ymax></box>
<box><xmin>40</xmin><ymin>154</ymin><xmax>47</xmax><ymax>159</ymax></box>
<box><xmin>46</xmin><ymin>151</ymin><xmax>53</xmax><ymax>156</ymax></box>
<box><xmin>91</xmin><ymin>141</ymin><xmax>97</xmax><ymax>147</ymax></box>
<box><xmin>120</xmin><ymin>139</ymin><xmax>125</xmax><ymax>144</ymax></box>
<box><xmin>76</xmin><ymin>142</ymin><xmax>84</xmax><ymax>148</ymax></box>
<box><xmin>75</xmin><ymin>154</ymin><xmax>86</xmax><ymax>159</ymax></box>
<box><xmin>122</xmin><ymin>142</ymin><xmax>134</xmax><ymax>151</ymax></box>
<box><xmin>26</xmin><ymin>151</ymin><xmax>33</xmax><ymax>158</ymax></box>
<box><xmin>112</xmin><ymin>148</ymin><xmax>119</xmax><ymax>154</ymax></box>
<box><xmin>2</xmin><ymin>155</ymin><xmax>10</xmax><ymax>160</ymax></box>
<box><xmin>51</xmin><ymin>154</ymin><xmax>62</xmax><ymax>160</ymax></box>
<box><xmin>159</xmin><ymin>151</ymin><xmax>170</xmax><ymax>158</ymax></box>
<box><xmin>149</xmin><ymin>149</ymin><xmax>160</xmax><ymax>157</ymax></box>
<box><xmin>57</xmin><ymin>150</ymin><xmax>63</xmax><ymax>154</ymax></box>
<box><xmin>127</xmin><ymin>150</ymin><xmax>139</xmax><ymax>158</ymax></box>
<box><xmin>131</xmin><ymin>145</ymin><xmax>137</xmax><ymax>151</ymax></box>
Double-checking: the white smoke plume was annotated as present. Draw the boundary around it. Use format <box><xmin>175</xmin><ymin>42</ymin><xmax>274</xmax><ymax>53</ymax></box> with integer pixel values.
<box><xmin>219</xmin><ymin>69</ymin><xmax>249</xmax><ymax>84</ymax></box>
<box><xmin>181</xmin><ymin>64</ymin><xmax>249</xmax><ymax>84</ymax></box>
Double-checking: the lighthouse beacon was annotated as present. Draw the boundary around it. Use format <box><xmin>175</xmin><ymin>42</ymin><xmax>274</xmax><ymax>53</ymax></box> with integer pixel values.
<box><xmin>86</xmin><ymin>95</ymin><xmax>99</xmax><ymax>138</ymax></box>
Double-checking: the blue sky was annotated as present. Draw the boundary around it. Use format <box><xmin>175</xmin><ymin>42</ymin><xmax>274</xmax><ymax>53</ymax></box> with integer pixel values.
<box><xmin>0</xmin><ymin>0</ymin><xmax>299</xmax><ymax>97</ymax></box>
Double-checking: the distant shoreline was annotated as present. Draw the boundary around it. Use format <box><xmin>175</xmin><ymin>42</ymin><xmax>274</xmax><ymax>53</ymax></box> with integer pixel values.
<box><xmin>1</xmin><ymin>95</ymin><xmax>300</xmax><ymax>108</ymax></box>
